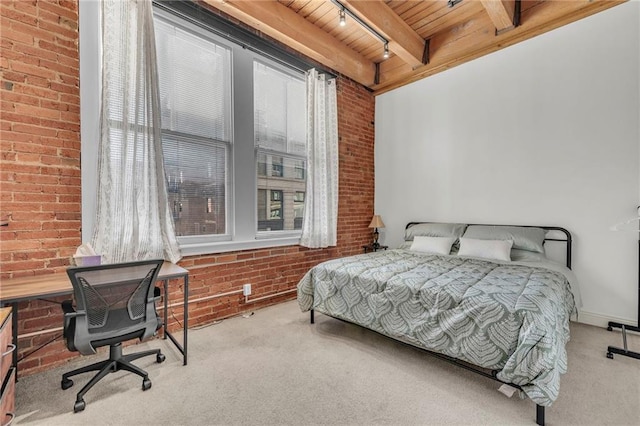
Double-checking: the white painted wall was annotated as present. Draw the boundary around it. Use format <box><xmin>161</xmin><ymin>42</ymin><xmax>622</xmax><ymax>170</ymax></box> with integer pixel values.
<box><xmin>375</xmin><ymin>2</ymin><xmax>640</xmax><ymax>326</ymax></box>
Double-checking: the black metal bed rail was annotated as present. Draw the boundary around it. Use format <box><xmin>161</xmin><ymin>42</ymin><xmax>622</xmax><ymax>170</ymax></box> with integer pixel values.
<box><xmin>310</xmin><ymin>309</ymin><xmax>546</xmax><ymax>425</ymax></box>
<box><xmin>405</xmin><ymin>222</ymin><xmax>572</xmax><ymax>270</ymax></box>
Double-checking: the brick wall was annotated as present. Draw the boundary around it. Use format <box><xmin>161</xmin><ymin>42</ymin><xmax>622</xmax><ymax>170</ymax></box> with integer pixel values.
<box><xmin>0</xmin><ymin>1</ymin><xmax>375</xmax><ymax>376</ymax></box>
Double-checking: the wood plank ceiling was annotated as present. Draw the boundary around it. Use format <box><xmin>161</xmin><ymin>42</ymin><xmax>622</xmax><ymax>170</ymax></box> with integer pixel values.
<box><xmin>203</xmin><ymin>0</ymin><xmax>626</xmax><ymax>95</ymax></box>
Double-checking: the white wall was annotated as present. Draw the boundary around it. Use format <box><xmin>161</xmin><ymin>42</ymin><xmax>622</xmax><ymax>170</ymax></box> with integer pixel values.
<box><xmin>375</xmin><ymin>2</ymin><xmax>640</xmax><ymax>326</ymax></box>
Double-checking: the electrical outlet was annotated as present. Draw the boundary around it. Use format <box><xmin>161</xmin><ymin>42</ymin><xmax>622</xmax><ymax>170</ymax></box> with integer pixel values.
<box><xmin>243</xmin><ymin>283</ymin><xmax>252</xmax><ymax>296</ymax></box>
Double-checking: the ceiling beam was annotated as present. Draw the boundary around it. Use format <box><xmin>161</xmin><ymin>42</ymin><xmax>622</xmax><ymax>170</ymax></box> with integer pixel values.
<box><xmin>341</xmin><ymin>0</ymin><xmax>426</xmax><ymax>68</ymax></box>
<box><xmin>202</xmin><ymin>0</ymin><xmax>377</xmax><ymax>86</ymax></box>
<box><xmin>480</xmin><ymin>0</ymin><xmax>517</xmax><ymax>34</ymax></box>
<box><xmin>372</xmin><ymin>0</ymin><xmax>625</xmax><ymax>94</ymax></box>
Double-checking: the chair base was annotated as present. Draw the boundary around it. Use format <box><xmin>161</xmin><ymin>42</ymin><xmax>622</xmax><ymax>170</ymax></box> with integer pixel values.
<box><xmin>61</xmin><ymin>342</ymin><xmax>165</xmax><ymax>412</ymax></box>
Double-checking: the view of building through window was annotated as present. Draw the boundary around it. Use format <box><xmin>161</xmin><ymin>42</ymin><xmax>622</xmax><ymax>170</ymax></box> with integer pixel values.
<box><xmin>254</xmin><ymin>61</ymin><xmax>306</xmax><ymax>232</ymax></box>
<box><xmin>257</xmin><ymin>153</ymin><xmax>305</xmax><ymax>231</ymax></box>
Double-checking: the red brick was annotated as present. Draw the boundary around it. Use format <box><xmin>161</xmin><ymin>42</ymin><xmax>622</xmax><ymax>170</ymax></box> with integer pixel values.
<box><xmin>12</xmin><ymin>1</ymin><xmax>38</xmax><ymax>17</ymax></box>
<box><xmin>17</xmin><ymin>83</ymin><xmax>59</xmax><ymax>100</ymax></box>
<box><xmin>0</xmin><ymin>240</ymin><xmax>41</xmax><ymax>251</ymax></box>
<box><xmin>1</xmin><ymin>26</ymin><xmax>34</xmax><ymax>45</ymax></box>
<box><xmin>10</xmin><ymin>58</ymin><xmax>57</xmax><ymax>80</ymax></box>
<box><xmin>14</xmin><ymin>103</ymin><xmax>60</xmax><ymax>119</ymax></box>
<box><xmin>11</xmin><ymin>37</ymin><xmax>57</xmax><ymax>61</ymax></box>
<box><xmin>37</xmin><ymin>39</ymin><xmax>76</xmax><ymax>59</ymax></box>
<box><xmin>11</xmin><ymin>122</ymin><xmax>58</xmax><ymax>137</ymax></box>
<box><xmin>38</xmin><ymin>0</ymin><xmax>78</xmax><ymax>22</ymax></box>
<box><xmin>2</xmin><ymin>70</ymin><xmax>28</xmax><ymax>83</ymax></box>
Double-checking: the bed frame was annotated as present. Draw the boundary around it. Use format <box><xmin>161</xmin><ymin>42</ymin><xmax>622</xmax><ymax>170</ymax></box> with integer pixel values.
<box><xmin>308</xmin><ymin>222</ymin><xmax>573</xmax><ymax>426</ymax></box>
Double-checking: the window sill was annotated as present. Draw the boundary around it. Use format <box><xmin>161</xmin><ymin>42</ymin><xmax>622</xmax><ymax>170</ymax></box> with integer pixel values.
<box><xmin>179</xmin><ymin>236</ymin><xmax>302</xmax><ymax>257</ymax></box>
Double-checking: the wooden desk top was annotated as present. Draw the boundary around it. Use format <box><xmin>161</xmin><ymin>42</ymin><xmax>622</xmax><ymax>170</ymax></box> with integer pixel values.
<box><xmin>0</xmin><ymin>307</ymin><xmax>10</xmax><ymax>327</ymax></box>
<box><xmin>0</xmin><ymin>262</ymin><xmax>188</xmax><ymax>304</ymax></box>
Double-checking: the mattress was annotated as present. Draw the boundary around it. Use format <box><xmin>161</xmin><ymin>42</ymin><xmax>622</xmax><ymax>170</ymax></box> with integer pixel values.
<box><xmin>297</xmin><ymin>249</ymin><xmax>576</xmax><ymax>406</ymax></box>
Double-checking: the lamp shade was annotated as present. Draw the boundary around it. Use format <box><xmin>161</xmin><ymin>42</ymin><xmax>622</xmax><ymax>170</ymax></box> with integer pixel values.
<box><xmin>369</xmin><ymin>215</ymin><xmax>385</xmax><ymax>229</ymax></box>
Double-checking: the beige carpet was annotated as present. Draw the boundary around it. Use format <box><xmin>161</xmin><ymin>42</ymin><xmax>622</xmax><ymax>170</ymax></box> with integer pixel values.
<box><xmin>13</xmin><ymin>300</ymin><xmax>640</xmax><ymax>425</ymax></box>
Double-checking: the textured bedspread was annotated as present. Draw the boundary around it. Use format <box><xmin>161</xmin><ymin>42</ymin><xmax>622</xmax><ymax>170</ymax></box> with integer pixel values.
<box><xmin>297</xmin><ymin>249</ymin><xmax>575</xmax><ymax>406</ymax></box>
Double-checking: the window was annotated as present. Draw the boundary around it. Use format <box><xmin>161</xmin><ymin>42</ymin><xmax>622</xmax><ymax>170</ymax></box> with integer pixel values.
<box><xmin>79</xmin><ymin>2</ymin><xmax>312</xmax><ymax>252</ymax></box>
<box><xmin>151</xmin><ymin>6</ymin><xmax>307</xmax><ymax>253</ymax></box>
<box><xmin>271</xmin><ymin>157</ymin><xmax>284</xmax><ymax>177</ymax></box>
<box><xmin>254</xmin><ymin>61</ymin><xmax>306</xmax><ymax>234</ymax></box>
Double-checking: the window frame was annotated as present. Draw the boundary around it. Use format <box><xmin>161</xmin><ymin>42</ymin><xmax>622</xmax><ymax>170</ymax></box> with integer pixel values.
<box><xmin>80</xmin><ymin>1</ymin><xmax>312</xmax><ymax>255</ymax></box>
<box><xmin>154</xmin><ymin>6</ymin><xmax>308</xmax><ymax>254</ymax></box>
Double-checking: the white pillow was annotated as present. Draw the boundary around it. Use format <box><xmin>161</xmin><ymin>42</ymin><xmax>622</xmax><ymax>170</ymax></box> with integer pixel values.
<box><xmin>458</xmin><ymin>238</ymin><xmax>513</xmax><ymax>261</ymax></box>
<box><xmin>410</xmin><ymin>236</ymin><xmax>456</xmax><ymax>255</ymax></box>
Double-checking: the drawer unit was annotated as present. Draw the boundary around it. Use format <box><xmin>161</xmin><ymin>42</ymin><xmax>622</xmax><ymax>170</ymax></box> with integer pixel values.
<box><xmin>0</xmin><ymin>308</ymin><xmax>15</xmax><ymax>426</ymax></box>
<box><xmin>0</xmin><ymin>368</ymin><xmax>15</xmax><ymax>426</ymax></box>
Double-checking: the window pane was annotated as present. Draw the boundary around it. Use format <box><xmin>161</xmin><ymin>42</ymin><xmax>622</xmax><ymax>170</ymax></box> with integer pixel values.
<box><xmin>163</xmin><ymin>136</ymin><xmax>227</xmax><ymax>236</ymax></box>
<box><xmin>254</xmin><ymin>62</ymin><xmax>306</xmax><ymax>154</ymax></box>
<box><xmin>155</xmin><ymin>17</ymin><xmax>232</xmax><ymax>142</ymax></box>
<box><xmin>254</xmin><ymin>61</ymin><xmax>306</xmax><ymax>233</ymax></box>
<box><xmin>155</xmin><ymin>11</ymin><xmax>232</xmax><ymax>241</ymax></box>
<box><xmin>256</xmin><ymin>153</ymin><xmax>306</xmax><ymax>232</ymax></box>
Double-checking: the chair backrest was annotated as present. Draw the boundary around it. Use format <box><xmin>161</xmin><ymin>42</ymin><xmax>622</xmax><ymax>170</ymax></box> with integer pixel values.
<box><xmin>66</xmin><ymin>259</ymin><xmax>164</xmax><ymax>354</ymax></box>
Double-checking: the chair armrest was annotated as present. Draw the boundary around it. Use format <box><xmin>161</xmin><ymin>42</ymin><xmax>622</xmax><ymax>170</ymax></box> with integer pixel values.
<box><xmin>149</xmin><ymin>286</ymin><xmax>162</xmax><ymax>303</ymax></box>
<box><xmin>61</xmin><ymin>300</ymin><xmax>84</xmax><ymax>322</ymax></box>
<box><xmin>62</xmin><ymin>299</ymin><xmax>74</xmax><ymax>314</ymax></box>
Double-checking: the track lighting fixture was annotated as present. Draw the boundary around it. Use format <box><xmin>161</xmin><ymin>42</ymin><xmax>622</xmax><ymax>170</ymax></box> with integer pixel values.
<box><xmin>331</xmin><ymin>0</ymin><xmax>390</xmax><ymax>60</ymax></box>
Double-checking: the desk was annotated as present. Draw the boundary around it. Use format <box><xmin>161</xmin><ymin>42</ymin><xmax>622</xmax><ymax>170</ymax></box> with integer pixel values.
<box><xmin>0</xmin><ymin>262</ymin><xmax>189</xmax><ymax>376</ymax></box>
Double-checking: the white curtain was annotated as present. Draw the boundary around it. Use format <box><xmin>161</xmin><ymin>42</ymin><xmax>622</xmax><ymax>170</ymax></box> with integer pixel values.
<box><xmin>300</xmin><ymin>69</ymin><xmax>339</xmax><ymax>248</ymax></box>
<box><xmin>92</xmin><ymin>0</ymin><xmax>181</xmax><ymax>264</ymax></box>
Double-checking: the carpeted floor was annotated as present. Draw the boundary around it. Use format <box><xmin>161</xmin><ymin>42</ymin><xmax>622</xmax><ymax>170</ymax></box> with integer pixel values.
<box><xmin>13</xmin><ymin>300</ymin><xmax>640</xmax><ymax>425</ymax></box>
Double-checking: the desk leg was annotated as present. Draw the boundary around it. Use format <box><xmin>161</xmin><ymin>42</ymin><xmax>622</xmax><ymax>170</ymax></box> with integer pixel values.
<box><xmin>11</xmin><ymin>302</ymin><xmax>18</xmax><ymax>381</ymax></box>
<box><xmin>163</xmin><ymin>279</ymin><xmax>169</xmax><ymax>341</ymax></box>
<box><xmin>183</xmin><ymin>274</ymin><xmax>188</xmax><ymax>366</ymax></box>
<box><xmin>161</xmin><ymin>276</ymin><xmax>188</xmax><ymax>366</ymax></box>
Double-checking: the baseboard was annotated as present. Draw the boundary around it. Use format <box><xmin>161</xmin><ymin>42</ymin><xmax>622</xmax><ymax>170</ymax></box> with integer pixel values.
<box><xmin>573</xmin><ymin>309</ymin><xmax>637</xmax><ymax>328</ymax></box>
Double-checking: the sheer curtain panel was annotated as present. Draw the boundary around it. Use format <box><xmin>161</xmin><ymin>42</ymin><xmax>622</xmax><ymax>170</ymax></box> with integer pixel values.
<box><xmin>92</xmin><ymin>0</ymin><xmax>181</xmax><ymax>263</ymax></box>
<box><xmin>300</xmin><ymin>69</ymin><xmax>339</xmax><ymax>248</ymax></box>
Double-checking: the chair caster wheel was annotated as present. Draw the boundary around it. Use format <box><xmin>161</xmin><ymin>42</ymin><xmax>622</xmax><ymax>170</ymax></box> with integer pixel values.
<box><xmin>607</xmin><ymin>352</ymin><xmax>614</xmax><ymax>359</ymax></box>
<box><xmin>157</xmin><ymin>353</ymin><xmax>166</xmax><ymax>363</ymax></box>
<box><xmin>142</xmin><ymin>378</ymin><xmax>152</xmax><ymax>391</ymax></box>
<box><xmin>74</xmin><ymin>399</ymin><xmax>86</xmax><ymax>413</ymax></box>
<box><xmin>61</xmin><ymin>378</ymin><xmax>73</xmax><ymax>390</ymax></box>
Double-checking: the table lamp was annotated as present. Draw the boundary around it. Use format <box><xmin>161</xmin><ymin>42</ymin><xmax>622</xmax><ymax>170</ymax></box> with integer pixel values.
<box><xmin>368</xmin><ymin>215</ymin><xmax>385</xmax><ymax>249</ymax></box>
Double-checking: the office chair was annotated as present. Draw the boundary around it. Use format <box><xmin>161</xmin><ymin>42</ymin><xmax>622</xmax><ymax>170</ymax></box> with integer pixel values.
<box><xmin>61</xmin><ymin>259</ymin><xmax>166</xmax><ymax>413</ymax></box>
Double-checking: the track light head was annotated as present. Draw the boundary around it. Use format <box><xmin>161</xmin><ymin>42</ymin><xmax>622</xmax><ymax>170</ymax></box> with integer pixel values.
<box><xmin>383</xmin><ymin>42</ymin><xmax>389</xmax><ymax>59</ymax></box>
<box><xmin>339</xmin><ymin>9</ymin><xmax>346</xmax><ymax>27</ymax></box>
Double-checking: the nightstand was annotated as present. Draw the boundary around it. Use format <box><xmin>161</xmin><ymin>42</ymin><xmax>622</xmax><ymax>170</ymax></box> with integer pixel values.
<box><xmin>362</xmin><ymin>244</ymin><xmax>388</xmax><ymax>253</ymax></box>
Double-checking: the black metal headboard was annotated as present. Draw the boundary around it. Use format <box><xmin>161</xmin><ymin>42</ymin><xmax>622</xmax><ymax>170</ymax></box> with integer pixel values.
<box><xmin>405</xmin><ymin>222</ymin><xmax>572</xmax><ymax>270</ymax></box>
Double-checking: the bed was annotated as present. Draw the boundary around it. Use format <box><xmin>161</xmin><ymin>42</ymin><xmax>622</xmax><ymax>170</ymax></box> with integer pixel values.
<box><xmin>297</xmin><ymin>222</ymin><xmax>579</xmax><ymax>426</ymax></box>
